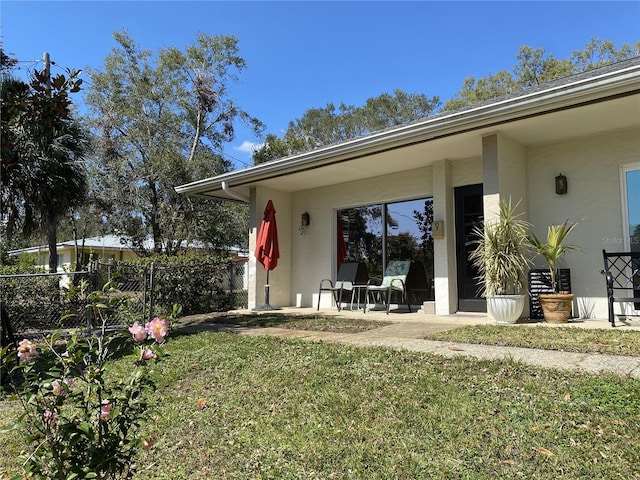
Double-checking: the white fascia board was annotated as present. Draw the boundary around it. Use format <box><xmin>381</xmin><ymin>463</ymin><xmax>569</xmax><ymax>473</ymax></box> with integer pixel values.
<box><xmin>175</xmin><ymin>63</ymin><xmax>640</xmax><ymax>199</ymax></box>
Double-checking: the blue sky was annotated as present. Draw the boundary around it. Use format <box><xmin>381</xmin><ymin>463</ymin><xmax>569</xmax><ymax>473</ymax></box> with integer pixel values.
<box><xmin>2</xmin><ymin>1</ymin><xmax>639</xmax><ymax>169</ymax></box>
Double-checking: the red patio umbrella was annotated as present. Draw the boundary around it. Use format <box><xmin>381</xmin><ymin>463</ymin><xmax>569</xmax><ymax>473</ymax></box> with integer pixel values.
<box><xmin>337</xmin><ymin>213</ymin><xmax>347</xmax><ymax>268</ymax></box>
<box><xmin>254</xmin><ymin>200</ymin><xmax>281</xmax><ymax>310</ymax></box>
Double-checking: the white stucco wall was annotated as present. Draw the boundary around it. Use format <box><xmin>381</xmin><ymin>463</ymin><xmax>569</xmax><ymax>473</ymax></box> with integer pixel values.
<box><xmin>250</xmin><ymin>188</ymin><xmax>293</xmax><ymax>309</ymax></box>
<box><xmin>287</xmin><ymin>157</ymin><xmax>484</xmax><ymax>311</ymax></box>
<box><xmin>247</xmin><ymin>126</ymin><xmax>639</xmax><ymax>320</ymax></box>
<box><xmin>290</xmin><ymin>166</ymin><xmax>436</xmax><ymax>308</ymax></box>
<box><xmin>527</xmin><ymin>127</ymin><xmax>640</xmax><ymax>319</ymax></box>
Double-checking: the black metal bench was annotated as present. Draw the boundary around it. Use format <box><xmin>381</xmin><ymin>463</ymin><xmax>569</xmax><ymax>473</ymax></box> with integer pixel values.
<box><xmin>602</xmin><ymin>250</ymin><xmax>640</xmax><ymax>327</ymax></box>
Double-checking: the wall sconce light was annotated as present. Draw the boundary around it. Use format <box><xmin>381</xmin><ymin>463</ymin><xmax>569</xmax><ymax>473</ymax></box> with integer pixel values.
<box><xmin>555</xmin><ymin>173</ymin><xmax>568</xmax><ymax>195</ymax></box>
<box><xmin>299</xmin><ymin>212</ymin><xmax>310</xmax><ymax>235</ymax></box>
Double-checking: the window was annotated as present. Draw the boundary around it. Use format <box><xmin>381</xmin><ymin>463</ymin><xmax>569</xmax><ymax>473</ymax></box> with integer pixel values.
<box><xmin>622</xmin><ymin>164</ymin><xmax>640</xmax><ymax>252</ymax></box>
<box><xmin>338</xmin><ymin>197</ymin><xmax>434</xmax><ymax>300</ymax></box>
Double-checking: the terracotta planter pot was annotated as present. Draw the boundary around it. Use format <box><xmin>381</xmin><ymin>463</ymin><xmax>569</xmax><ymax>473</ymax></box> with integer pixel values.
<box><xmin>538</xmin><ymin>293</ymin><xmax>574</xmax><ymax>323</ymax></box>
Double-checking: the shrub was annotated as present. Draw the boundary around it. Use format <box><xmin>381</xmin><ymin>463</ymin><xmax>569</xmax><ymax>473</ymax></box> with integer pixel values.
<box><xmin>0</xmin><ymin>282</ymin><xmax>177</xmax><ymax>479</ymax></box>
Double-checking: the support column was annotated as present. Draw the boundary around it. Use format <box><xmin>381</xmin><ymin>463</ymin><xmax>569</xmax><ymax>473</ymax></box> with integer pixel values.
<box><xmin>433</xmin><ymin>159</ymin><xmax>457</xmax><ymax>314</ymax></box>
<box><xmin>249</xmin><ymin>188</ymin><xmax>293</xmax><ymax>309</ymax></box>
<box><xmin>482</xmin><ymin>133</ymin><xmax>528</xmax><ymax>223</ymax></box>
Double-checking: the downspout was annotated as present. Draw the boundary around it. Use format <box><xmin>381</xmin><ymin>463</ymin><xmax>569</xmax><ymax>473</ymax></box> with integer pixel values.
<box><xmin>221</xmin><ymin>181</ymin><xmax>250</xmax><ymax>203</ymax></box>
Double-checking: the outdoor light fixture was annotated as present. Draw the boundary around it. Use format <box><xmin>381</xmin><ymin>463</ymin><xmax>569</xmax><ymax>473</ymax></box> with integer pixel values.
<box><xmin>299</xmin><ymin>212</ymin><xmax>311</xmax><ymax>235</ymax></box>
<box><xmin>555</xmin><ymin>173</ymin><xmax>568</xmax><ymax>195</ymax></box>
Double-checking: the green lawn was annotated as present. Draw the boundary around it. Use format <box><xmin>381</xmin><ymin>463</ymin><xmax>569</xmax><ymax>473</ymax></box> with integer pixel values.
<box><xmin>425</xmin><ymin>324</ymin><xmax>640</xmax><ymax>356</ymax></box>
<box><xmin>2</xmin><ymin>325</ymin><xmax>639</xmax><ymax>479</ymax></box>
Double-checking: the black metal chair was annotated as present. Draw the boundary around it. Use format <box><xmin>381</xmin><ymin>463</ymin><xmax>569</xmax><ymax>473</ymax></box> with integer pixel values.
<box><xmin>602</xmin><ymin>250</ymin><xmax>640</xmax><ymax>327</ymax></box>
<box><xmin>317</xmin><ymin>262</ymin><xmax>369</xmax><ymax>311</ymax></box>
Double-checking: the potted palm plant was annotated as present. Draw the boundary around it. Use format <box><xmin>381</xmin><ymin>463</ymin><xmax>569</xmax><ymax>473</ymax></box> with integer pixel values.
<box><xmin>470</xmin><ymin>199</ymin><xmax>533</xmax><ymax>324</ymax></box>
<box><xmin>528</xmin><ymin>220</ymin><xmax>579</xmax><ymax>323</ymax></box>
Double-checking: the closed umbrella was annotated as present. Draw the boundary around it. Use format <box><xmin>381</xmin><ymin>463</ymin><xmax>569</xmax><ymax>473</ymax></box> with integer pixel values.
<box><xmin>337</xmin><ymin>213</ymin><xmax>347</xmax><ymax>268</ymax></box>
<box><xmin>254</xmin><ymin>200</ymin><xmax>281</xmax><ymax>310</ymax></box>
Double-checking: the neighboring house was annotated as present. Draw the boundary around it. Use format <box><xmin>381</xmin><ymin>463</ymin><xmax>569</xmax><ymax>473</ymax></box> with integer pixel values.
<box><xmin>8</xmin><ymin>236</ymin><xmax>250</xmax><ymax>293</ymax></box>
<box><xmin>8</xmin><ymin>235</ymin><xmax>138</xmax><ymax>272</ymax></box>
<box><xmin>176</xmin><ymin>58</ymin><xmax>640</xmax><ymax>320</ymax></box>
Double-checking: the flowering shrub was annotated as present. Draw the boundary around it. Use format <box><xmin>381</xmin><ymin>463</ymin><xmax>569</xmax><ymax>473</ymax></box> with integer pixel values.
<box><xmin>0</xmin><ymin>282</ymin><xmax>178</xmax><ymax>480</ymax></box>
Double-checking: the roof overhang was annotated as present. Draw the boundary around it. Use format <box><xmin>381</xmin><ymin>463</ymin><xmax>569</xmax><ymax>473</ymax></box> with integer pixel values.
<box><xmin>176</xmin><ymin>60</ymin><xmax>640</xmax><ymax>202</ymax></box>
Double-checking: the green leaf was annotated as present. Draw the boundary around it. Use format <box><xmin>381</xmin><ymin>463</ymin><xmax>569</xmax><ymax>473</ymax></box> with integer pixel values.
<box><xmin>76</xmin><ymin>421</ymin><xmax>95</xmax><ymax>440</ymax></box>
<box><xmin>1</xmin><ymin>420</ymin><xmax>26</xmax><ymax>431</ymax></box>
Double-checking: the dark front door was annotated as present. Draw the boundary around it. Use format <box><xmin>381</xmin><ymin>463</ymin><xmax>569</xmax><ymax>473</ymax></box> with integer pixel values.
<box><xmin>455</xmin><ymin>184</ymin><xmax>486</xmax><ymax>312</ymax></box>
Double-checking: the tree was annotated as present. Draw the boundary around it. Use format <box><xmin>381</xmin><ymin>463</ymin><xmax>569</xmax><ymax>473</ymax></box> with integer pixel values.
<box><xmin>253</xmin><ymin>90</ymin><xmax>440</xmax><ymax>163</ymax></box>
<box><xmin>86</xmin><ymin>31</ymin><xmax>263</xmax><ymax>255</ymax></box>
<box><xmin>444</xmin><ymin>39</ymin><xmax>640</xmax><ymax>111</ymax></box>
<box><xmin>571</xmin><ymin>37</ymin><xmax>640</xmax><ymax>72</ymax></box>
<box><xmin>1</xmin><ymin>50</ymin><xmax>89</xmax><ymax>271</ymax></box>
<box><xmin>443</xmin><ymin>70</ymin><xmax>517</xmax><ymax>111</ymax></box>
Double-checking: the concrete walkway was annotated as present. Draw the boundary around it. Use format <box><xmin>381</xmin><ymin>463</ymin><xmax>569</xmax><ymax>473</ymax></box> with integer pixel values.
<box><xmin>179</xmin><ymin>308</ymin><xmax>640</xmax><ymax>379</ymax></box>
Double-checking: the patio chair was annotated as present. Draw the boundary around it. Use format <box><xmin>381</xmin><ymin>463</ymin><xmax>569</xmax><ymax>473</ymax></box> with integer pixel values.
<box><xmin>317</xmin><ymin>262</ymin><xmax>369</xmax><ymax>311</ymax></box>
<box><xmin>364</xmin><ymin>260</ymin><xmax>411</xmax><ymax>314</ymax></box>
<box><xmin>602</xmin><ymin>250</ymin><xmax>640</xmax><ymax>326</ymax></box>
<box><xmin>364</xmin><ymin>260</ymin><xmax>429</xmax><ymax>314</ymax></box>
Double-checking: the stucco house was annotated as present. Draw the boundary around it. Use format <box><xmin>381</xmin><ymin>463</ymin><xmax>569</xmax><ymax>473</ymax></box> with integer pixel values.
<box><xmin>176</xmin><ymin>58</ymin><xmax>640</xmax><ymax>321</ymax></box>
<box><xmin>8</xmin><ymin>235</ymin><xmax>138</xmax><ymax>272</ymax></box>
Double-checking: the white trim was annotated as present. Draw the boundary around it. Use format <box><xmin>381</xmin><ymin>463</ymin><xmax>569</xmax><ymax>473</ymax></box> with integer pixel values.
<box><xmin>621</xmin><ymin>162</ymin><xmax>640</xmax><ymax>251</ymax></box>
<box><xmin>175</xmin><ymin>61</ymin><xmax>640</xmax><ymax>199</ymax></box>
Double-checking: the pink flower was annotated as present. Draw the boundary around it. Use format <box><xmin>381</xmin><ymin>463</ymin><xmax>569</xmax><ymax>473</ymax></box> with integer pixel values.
<box><xmin>52</xmin><ymin>377</ymin><xmax>75</xmax><ymax>395</ymax></box>
<box><xmin>145</xmin><ymin>317</ymin><xmax>169</xmax><ymax>343</ymax></box>
<box><xmin>140</xmin><ymin>348</ymin><xmax>157</xmax><ymax>361</ymax></box>
<box><xmin>43</xmin><ymin>409</ymin><xmax>57</xmax><ymax>428</ymax></box>
<box><xmin>100</xmin><ymin>399</ymin><xmax>113</xmax><ymax>420</ymax></box>
<box><xmin>17</xmin><ymin>339</ymin><xmax>38</xmax><ymax>362</ymax></box>
<box><xmin>128</xmin><ymin>321</ymin><xmax>147</xmax><ymax>342</ymax></box>
<box><xmin>52</xmin><ymin>380</ymin><xmax>64</xmax><ymax>396</ymax></box>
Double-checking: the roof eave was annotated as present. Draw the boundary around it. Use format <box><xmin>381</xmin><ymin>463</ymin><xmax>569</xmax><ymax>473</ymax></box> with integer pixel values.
<box><xmin>175</xmin><ymin>62</ymin><xmax>640</xmax><ymax>201</ymax></box>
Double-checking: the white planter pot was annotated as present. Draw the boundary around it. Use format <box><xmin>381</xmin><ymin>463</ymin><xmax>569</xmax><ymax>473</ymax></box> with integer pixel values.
<box><xmin>487</xmin><ymin>295</ymin><xmax>526</xmax><ymax>324</ymax></box>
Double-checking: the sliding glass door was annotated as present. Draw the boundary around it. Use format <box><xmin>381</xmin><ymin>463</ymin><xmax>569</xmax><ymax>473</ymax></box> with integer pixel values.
<box><xmin>338</xmin><ymin>197</ymin><xmax>434</xmax><ymax>301</ymax></box>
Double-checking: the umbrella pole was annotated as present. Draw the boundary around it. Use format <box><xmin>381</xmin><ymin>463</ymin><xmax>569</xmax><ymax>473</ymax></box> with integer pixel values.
<box><xmin>253</xmin><ymin>268</ymin><xmax>281</xmax><ymax>311</ymax></box>
<box><xmin>264</xmin><ymin>269</ymin><xmax>270</xmax><ymax>306</ymax></box>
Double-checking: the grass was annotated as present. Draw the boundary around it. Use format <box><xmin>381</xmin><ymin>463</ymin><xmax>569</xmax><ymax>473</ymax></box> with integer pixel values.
<box><xmin>1</xmin><ymin>324</ymin><xmax>639</xmax><ymax>479</ymax></box>
<box><xmin>186</xmin><ymin>313</ymin><xmax>393</xmax><ymax>333</ymax></box>
<box><xmin>424</xmin><ymin>324</ymin><xmax>640</xmax><ymax>356</ymax></box>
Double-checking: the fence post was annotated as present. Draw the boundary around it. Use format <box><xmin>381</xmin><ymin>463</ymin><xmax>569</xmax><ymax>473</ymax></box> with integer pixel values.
<box><xmin>148</xmin><ymin>262</ymin><xmax>156</xmax><ymax>322</ymax></box>
<box><xmin>1</xmin><ymin>303</ymin><xmax>17</xmax><ymax>386</ymax></box>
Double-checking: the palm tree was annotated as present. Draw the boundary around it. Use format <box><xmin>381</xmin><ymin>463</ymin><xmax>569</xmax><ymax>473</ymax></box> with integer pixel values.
<box><xmin>1</xmin><ymin>52</ymin><xmax>89</xmax><ymax>271</ymax></box>
<box><xmin>28</xmin><ymin>123</ymin><xmax>89</xmax><ymax>271</ymax></box>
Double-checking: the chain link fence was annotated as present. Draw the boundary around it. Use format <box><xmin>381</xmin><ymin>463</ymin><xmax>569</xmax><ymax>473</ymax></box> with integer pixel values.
<box><xmin>0</xmin><ymin>258</ymin><xmax>248</xmax><ymax>338</ymax></box>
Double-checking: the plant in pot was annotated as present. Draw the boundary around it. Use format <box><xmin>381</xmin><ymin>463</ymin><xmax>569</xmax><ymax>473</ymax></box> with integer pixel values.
<box><xmin>470</xmin><ymin>199</ymin><xmax>533</xmax><ymax>324</ymax></box>
<box><xmin>528</xmin><ymin>220</ymin><xmax>579</xmax><ymax>323</ymax></box>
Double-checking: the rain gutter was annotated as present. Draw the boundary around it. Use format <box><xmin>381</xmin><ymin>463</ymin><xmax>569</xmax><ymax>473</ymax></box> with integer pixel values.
<box><xmin>175</xmin><ymin>61</ymin><xmax>640</xmax><ymax>198</ymax></box>
<box><xmin>221</xmin><ymin>181</ymin><xmax>250</xmax><ymax>203</ymax></box>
